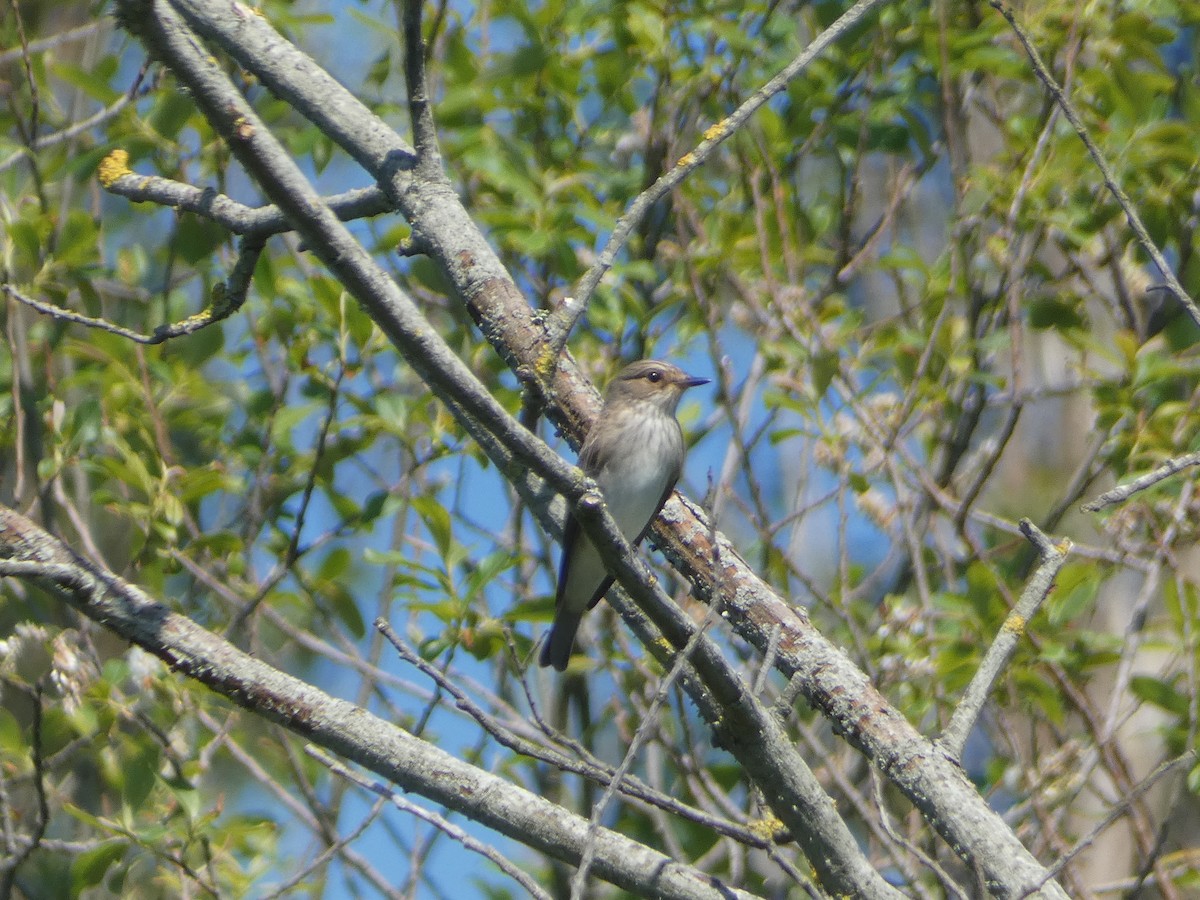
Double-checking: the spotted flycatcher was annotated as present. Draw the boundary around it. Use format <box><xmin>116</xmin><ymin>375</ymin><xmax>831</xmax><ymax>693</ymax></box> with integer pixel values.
<box><xmin>540</xmin><ymin>359</ymin><xmax>709</xmax><ymax>671</ymax></box>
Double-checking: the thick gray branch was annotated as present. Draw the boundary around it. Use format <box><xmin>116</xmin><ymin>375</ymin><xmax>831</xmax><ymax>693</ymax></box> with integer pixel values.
<box><xmin>0</xmin><ymin>505</ymin><xmax>754</xmax><ymax>900</ymax></box>
<box><xmin>110</xmin><ymin>4</ymin><xmax>898</xmax><ymax>895</ymax></box>
<box><xmin>109</xmin><ymin>3</ymin><xmax>1072</xmax><ymax>896</ymax></box>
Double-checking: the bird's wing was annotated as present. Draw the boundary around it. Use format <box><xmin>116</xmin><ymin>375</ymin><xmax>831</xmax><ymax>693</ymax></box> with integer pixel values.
<box><xmin>634</xmin><ymin>459</ymin><xmax>682</xmax><ymax>546</ymax></box>
<box><xmin>557</xmin><ymin>498</ymin><xmax>618</xmax><ymax>613</ymax></box>
<box><xmin>556</xmin><ymin>431</ymin><xmax>613</xmax><ymax>611</ymax></box>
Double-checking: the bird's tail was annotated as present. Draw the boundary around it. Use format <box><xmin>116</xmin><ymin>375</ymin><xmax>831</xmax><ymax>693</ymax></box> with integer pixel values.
<box><xmin>539</xmin><ymin>612</ymin><xmax>583</xmax><ymax>671</ymax></box>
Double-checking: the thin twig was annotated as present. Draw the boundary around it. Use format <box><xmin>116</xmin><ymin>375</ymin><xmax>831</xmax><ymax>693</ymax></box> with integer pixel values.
<box><xmin>401</xmin><ymin>0</ymin><xmax>443</xmax><ymax>175</ymax></box>
<box><xmin>1035</xmin><ymin>751</ymin><xmax>1196</xmax><ymax>894</ymax></box>
<box><xmin>545</xmin><ymin>0</ymin><xmax>892</xmax><ymax>355</ymax></box>
<box><xmin>257</xmin><ymin>795</ymin><xmax>390</xmax><ymax>900</ymax></box>
<box><xmin>1100</xmin><ymin>481</ymin><xmax>1193</xmax><ymax>746</ymax></box>
<box><xmin>228</xmin><ymin>364</ymin><xmax>345</xmax><ymax>633</ymax></box>
<box><xmin>990</xmin><ymin>0</ymin><xmax>1200</xmax><ymax>328</ymax></box>
<box><xmin>0</xmin><ymin>21</ymin><xmax>104</xmax><ymax>65</ymax></box>
<box><xmin>570</xmin><ymin>586</ymin><xmax>725</xmax><ymax>898</ymax></box>
<box><xmin>375</xmin><ymin>619</ymin><xmax>770</xmax><ymax>849</ymax></box>
<box><xmin>869</xmin><ymin>769</ymin><xmax>968</xmax><ymax>899</ymax></box>
<box><xmin>1081</xmin><ymin>451</ymin><xmax>1200</xmax><ymax>512</ymax></box>
<box><xmin>0</xmin><ymin>684</ymin><xmax>48</xmax><ymax>891</ymax></box>
<box><xmin>2</xmin><ymin>235</ymin><xmax>260</xmax><ymax>344</ymax></box>
<box><xmin>308</xmin><ymin>747</ymin><xmax>553</xmax><ymax>900</ymax></box>
<box><xmin>0</xmin><ymin>89</ymin><xmax>148</xmax><ymax>175</ymax></box>
<box><xmin>7</xmin><ymin>0</ymin><xmax>39</xmax><ymax>153</ymax></box>
<box><xmin>938</xmin><ymin>519</ymin><xmax>1070</xmax><ymax>760</ymax></box>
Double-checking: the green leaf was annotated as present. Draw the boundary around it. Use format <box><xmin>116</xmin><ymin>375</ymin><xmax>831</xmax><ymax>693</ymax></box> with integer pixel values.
<box><xmin>413</xmin><ymin>495</ymin><xmax>453</xmax><ymax>558</ymax></box>
<box><xmin>1047</xmin><ymin>563</ymin><xmax>1099</xmax><ymax>626</ymax></box>
<box><xmin>147</xmin><ymin>89</ymin><xmax>199</xmax><ymax>140</ymax></box>
<box><xmin>50</xmin><ymin>60</ymin><xmax>121</xmax><ymax>105</ymax></box>
<box><xmin>1130</xmin><ymin>675</ymin><xmax>1188</xmax><ymax>716</ymax></box>
<box><xmin>811</xmin><ymin>350</ymin><xmax>839</xmax><ymax>398</ymax></box>
<box><xmin>464</xmin><ymin>550</ymin><xmax>519</xmax><ymax>598</ymax></box>
<box><xmin>175</xmin><ymin>216</ymin><xmax>228</xmax><ymax>266</ymax></box>
<box><xmin>56</xmin><ymin>209</ymin><xmax>100</xmax><ymax>269</ymax></box>
<box><xmin>327</xmin><ymin>583</ymin><xmax>367</xmax><ymax>639</ymax></box>
<box><xmin>0</xmin><ymin>708</ymin><xmax>23</xmax><ymax>756</ymax></box>
<box><xmin>318</xmin><ymin>546</ymin><xmax>352</xmax><ymax>581</ymax></box>
<box><xmin>122</xmin><ymin>739</ymin><xmax>161</xmax><ymax>809</ymax></box>
<box><xmin>1028</xmin><ymin>296</ymin><xmax>1086</xmax><ymax>331</ymax></box>
<box><xmin>71</xmin><ymin>841</ymin><xmax>127</xmax><ymax>896</ymax></box>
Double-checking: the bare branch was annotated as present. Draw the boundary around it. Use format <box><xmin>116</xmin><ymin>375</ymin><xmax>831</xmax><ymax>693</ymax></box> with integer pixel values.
<box><xmin>374</xmin><ymin>619</ymin><xmax>772</xmax><ymax>849</ymax></box>
<box><xmin>1052</xmin><ymin>751</ymin><xmax>1197</xmax><ymax>882</ymax></box>
<box><xmin>400</xmin><ymin>0</ymin><xmax>442</xmax><ymax>175</ymax></box>
<box><xmin>571</xmin><ymin>585</ymin><xmax>726</xmax><ymax>898</ymax></box>
<box><xmin>100</xmin><ymin>152</ymin><xmax>393</xmax><ymax>237</ymax></box>
<box><xmin>1081</xmin><ymin>451</ymin><xmax>1200</xmax><ymax>512</ymax></box>
<box><xmin>0</xmin><ymin>86</ymin><xmax>150</xmax><ymax>176</ymax></box>
<box><xmin>939</xmin><ymin>520</ymin><xmax>1071</xmax><ymax>760</ymax></box>
<box><xmin>2</xmin><ymin>237</ymin><xmax>261</xmax><ymax>343</ymax></box>
<box><xmin>0</xmin><ymin>20</ymin><xmax>104</xmax><ymax>65</ymax></box>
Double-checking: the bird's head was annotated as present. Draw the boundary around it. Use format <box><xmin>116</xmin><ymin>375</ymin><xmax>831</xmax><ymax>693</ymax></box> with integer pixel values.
<box><xmin>605</xmin><ymin>359</ymin><xmax>710</xmax><ymax>413</ymax></box>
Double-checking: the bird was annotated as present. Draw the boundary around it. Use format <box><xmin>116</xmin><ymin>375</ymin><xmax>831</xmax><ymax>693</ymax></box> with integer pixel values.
<box><xmin>540</xmin><ymin>359</ymin><xmax>709</xmax><ymax>671</ymax></box>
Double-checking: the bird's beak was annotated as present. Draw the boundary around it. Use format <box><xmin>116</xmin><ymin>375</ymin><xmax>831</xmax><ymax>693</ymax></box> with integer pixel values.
<box><xmin>680</xmin><ymin>374</ymin><xmax>710</xmax><ymax>389</ymax></box>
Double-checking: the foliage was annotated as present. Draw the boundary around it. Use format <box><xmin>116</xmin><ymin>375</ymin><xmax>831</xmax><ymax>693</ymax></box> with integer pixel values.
<box><xmin>2</xmin><ymin>0</ymin><xmax>1199</xmax><ymax>896</ymax></box>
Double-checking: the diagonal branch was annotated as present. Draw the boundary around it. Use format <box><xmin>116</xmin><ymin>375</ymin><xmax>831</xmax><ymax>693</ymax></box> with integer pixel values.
<box><xmin>3</xmin><ymin>234</ymin><xmax>260</xmax><ymax>344</ymax></box>
<box><xmin>1081</xmin><ymin>450</ymin><xmax>1200</xmax><ymax>512</ymax></box>
<box><xmin>563</xmin><ymin>492</ymin><xmax>903</xmax><ymax>898</ymax></box>
<box><xmin>939</xmin><ymin>519</ymin><xmax>1071</xmax><ymax>760</ymax></box>
<box><xmin>109</xmin><ymin>6</ymin><xmax>900</xmax><ymax>894</ymax></box>
<box><xmin>311</xmin><ymin>747</ymin><xmax>554</xmax><ymax>900</ymax></box>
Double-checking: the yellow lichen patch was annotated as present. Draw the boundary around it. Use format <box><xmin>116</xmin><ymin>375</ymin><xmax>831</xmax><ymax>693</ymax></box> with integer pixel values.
<box><xmin>535</xmin><ymin>344</ymin><xmax>559</xmax><ymax>381</ymax></box>
<box><xmin>1002</xmin><ymin>614</ymin><xmax>1026</xmax><ymax>635</ymax></box>
<box><xmin>747</xmin><ymin>811</ymin><xmax>787</xmax><ymax>842</ymax></box>
<box><xmin>234</xmin><ymin>0</ymin><xmax>266</xmax><ymax>18</ymax></box>
<box><xmin>97</xmin><ymin>149</ymin><xmax>131</xmax><ymax>188</ymax></box>
<box><xmin>180</xmin><ymin>308</ymin><xmax>216</xmax><ymax>330</ymax></box>
<box><xmin>703</xmin><ymin>122</ymin><xmax>726</xmax><ymax>141</ymax></box>
<box><xmin>654</xmin><ymin>636</ymin><xmax>676</xmax><ymax>657</ymax></box>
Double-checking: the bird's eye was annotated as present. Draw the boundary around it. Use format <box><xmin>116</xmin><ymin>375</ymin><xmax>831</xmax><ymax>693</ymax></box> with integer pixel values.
<box><xmin>646</xmin><ymin>370</ymin><xmax>662</xmax><ymax>383</ymax></box>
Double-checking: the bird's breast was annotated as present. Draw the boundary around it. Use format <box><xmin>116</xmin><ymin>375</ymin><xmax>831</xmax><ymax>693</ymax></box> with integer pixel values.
<box><xmin>593</xmin><ymin>413</ymin><xmax>683</xmax><ymax>539</ymax></box>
